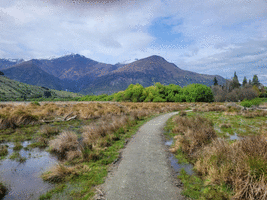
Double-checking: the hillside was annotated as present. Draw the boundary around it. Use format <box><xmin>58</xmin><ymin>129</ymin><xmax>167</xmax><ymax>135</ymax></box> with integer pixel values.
<box><xmin>0</xmin><ymin>75</ymin><xmax>82</xmax><ymax>101</ymax></box>
<box><xmin>81</xmin><ymin>55</ymin><xmax>225</xmax><ymax>94</ymax></box>
<box><xmin>1</xmin><ymin>61</ymin><xmax>66</xmax><ymax>91</ymax></box>
<box><xmin>0</xmin><ymin>54</ymin><xmax>226</xmax><ymax>95</ymax></box>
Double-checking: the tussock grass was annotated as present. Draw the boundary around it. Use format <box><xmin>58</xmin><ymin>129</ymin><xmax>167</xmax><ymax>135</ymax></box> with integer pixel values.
<box><xmin>167</xmin><ymin>108</ymin><xmax>267</xmax><ymax>200</ymax></box>
<box><xmin>13</xmin><ymin>142</ymin><xmax>23</xmax><ymax>151</ymax></box>
<box><xmin>0</xmin><ymin>145</ymin><xmax>8</xmax><ymax>157</ymax></box>
<box><xmin>195</xmin><ymin>135</ymin><xmax>267</xmax><ymax>200</ymax></box>
<box><xmin>241</xmin><ymin>110</ymin><xmax>267</xmax><ymax>118</ymax></box>
<box><xmin>170</xmin><ymin>115</ymin><xmax>217</xmax><ymax>158</ymax></box>
<box><xmin>194</xmin><ymin>104</ymin><xmax>227</xmax><ymax>112</ymax></box>
<box><xmin>49</xmin><ymin>131</ymin><xmax>79</xmax><ymax>159</ymax></box>
<box><xmin>40</xmin><ymin>125</ymin><xmax>59</xmax><ymax>138</ymax></box>
<box><xmin>0</xmin><ymin>102</ymin><xmax>183</xmax><ymax>130</ymax></box>
<box><xmin>42</xmin><ymin>163</ymin><xmax>90</xmax><ymax>183</ymax></box>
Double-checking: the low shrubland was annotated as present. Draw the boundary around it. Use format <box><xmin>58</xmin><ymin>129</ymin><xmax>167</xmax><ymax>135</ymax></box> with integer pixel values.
<box><xmin>166</xmin><ymin>105</ymin><xmax>267</xmax><ymax>200</ymax></box>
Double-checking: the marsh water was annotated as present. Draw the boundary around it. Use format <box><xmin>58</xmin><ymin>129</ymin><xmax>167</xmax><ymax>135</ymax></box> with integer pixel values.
<box><xmin>0</xmin><ymin>141</ymin><xmax>57</xmax><ymax>200</ymax></box>
<box><xmin>165</xmin><ymin>132</ymin><xmax>243</xmax><ymax>177</ymax></box>
<box><xmin>165</xmin><ymin>139</ymin><xmax>195</xmax><ymax>176</ymax></box>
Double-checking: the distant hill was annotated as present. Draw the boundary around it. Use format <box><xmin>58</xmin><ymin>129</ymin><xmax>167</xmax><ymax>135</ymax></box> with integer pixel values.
<box><xmin>0</xmin><ymin>75</ymin><xmax>82</xmax><ymax>101</ymax></box>
<box><xmin>0</xmin><ymin>54</ymin><xmax>226</xmax><ymax>95</ymax></box>
<box><xmin>1</xmin><ymin>61</ymin><xmax>64</xmax><ymax>91</ymax></box>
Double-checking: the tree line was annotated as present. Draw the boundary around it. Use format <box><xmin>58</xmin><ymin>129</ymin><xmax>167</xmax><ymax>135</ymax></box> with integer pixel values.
<box><xmin>80</xmin><ymin>83</ymin><xmax>214</xmax><ymax>102</ymax></box>
<box><xmin>212</xmin><ymin>73</ymin><xmax>265</xmax><ymax>102</ymax></box>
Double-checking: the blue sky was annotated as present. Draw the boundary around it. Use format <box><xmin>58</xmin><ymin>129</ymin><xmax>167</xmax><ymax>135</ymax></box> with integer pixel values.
<box><xmin>0</xmin><ymin>0</ymin><xmax>267</xmax><ymax>84</ymax></box>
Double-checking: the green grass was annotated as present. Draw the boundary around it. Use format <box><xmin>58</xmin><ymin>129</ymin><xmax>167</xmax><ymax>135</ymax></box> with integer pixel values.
<box><xmin>0</xmin><ymin>75</ymin><xmax>82</xmax><ymax>101</ymax></box>
<box><xmin>9</xmin><ymin>151</ymin><xmax>26</xmax><ymax>163</ymax></box>
<box><xmin>186</xmin><ymin>111</ymin><xmax>265</xmax><ymax>139</ymax></box>
<box><xmin>178</xmin><ymin>168</ymin><xmax>234</xmax><ymax>200</ymax></box>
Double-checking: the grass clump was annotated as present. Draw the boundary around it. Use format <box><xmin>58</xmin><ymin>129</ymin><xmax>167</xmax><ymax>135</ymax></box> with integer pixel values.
<box><xmin>13</xmin><ymin>142</ymin><xmax>23</xmax><ymax>151</ymax></box>
<box><xmin>170</xmin><ymin>115</ymin><xmax>217</xmax><ymax>159</ymax></box>
<box><xmin>49</xmin><ymin>131</ymin><xmax>79</xmax><ymax>159</ymax></box>
<box><xmin>9</xmin><ymin>151</ymin><xmax>26</xmax><ymax>163</ymax></box>
<box><xmin>0</xmin><ymin>145</ymin><xmax>8</xmax><ymax>159</ymax></box>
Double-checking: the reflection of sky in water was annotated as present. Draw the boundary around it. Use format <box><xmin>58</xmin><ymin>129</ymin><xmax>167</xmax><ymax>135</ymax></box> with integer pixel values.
<box><xmin>165</xmin><ymin>139</ymin><xmax>195</xmax><ymax>176</ymax></box>
<box><xmin>0</xmin><ymin>141</ymin><xmax>58</xmax><ymax>200</ymax></box>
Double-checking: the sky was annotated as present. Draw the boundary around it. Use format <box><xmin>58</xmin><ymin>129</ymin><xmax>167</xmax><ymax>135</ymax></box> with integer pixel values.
<box><xmin>0</xmin><ymin>0</ymin><xmax>267</xmax><ymax>84</ymax></box>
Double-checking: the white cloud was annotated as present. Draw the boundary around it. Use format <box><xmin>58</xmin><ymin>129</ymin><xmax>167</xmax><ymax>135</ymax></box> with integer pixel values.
<box><xmin>0</xmin><ymin>0</ymin><xmax>267</xmax><ymax>84</ymax></box>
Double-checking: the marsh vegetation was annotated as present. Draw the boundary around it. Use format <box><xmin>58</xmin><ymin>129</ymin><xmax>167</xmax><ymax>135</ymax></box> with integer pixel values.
<box><xmin>0</xmin><ymin>101</ymin><xmax>185</xmax><ymax>199</ymax></box>
<box><xmin>165</xmin><ymin>101</ymin><xmax>267</xmax><ymax>200</ymax></box>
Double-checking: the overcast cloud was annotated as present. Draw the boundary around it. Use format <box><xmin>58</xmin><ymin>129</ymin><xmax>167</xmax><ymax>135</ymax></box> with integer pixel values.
<box><xmin>0</xmin><ymin>0</ymin><xmax>267</xmax><ymax>84</ymax></box>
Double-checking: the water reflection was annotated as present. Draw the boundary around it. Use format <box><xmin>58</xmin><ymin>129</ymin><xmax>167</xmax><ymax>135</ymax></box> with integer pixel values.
<box><xmin>165</xmin><ymin>139</ymin><xmax>195</xmax><ymax>176</ymax></box>
<box><xmin>0</xmin><ymin>141</ymin><xmax>57</xmax><ymax>200</ymax></box>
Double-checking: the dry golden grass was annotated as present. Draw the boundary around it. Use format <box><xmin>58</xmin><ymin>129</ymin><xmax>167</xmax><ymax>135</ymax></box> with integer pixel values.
<box><xmin>0</xmin><ymin>102</ymin><xmax>184</xmax><ymax>129</ymax></box>
<box><xmin>49</xmin><ymin>131</ymin><xmax>79</xmax><ymax>158</ymax></box>
<box><xmin>40</xmin><ymin>125</ymin><xmax>59</xmax><ymax>137</ymax></box>
<box><xmin>193</xmin><ymin>104</ymin><xmax>227</xmax><ymax>112</ymax></box>
<box><xmin>42</xmin><ymin>162</ymin><xmax>91</xmax><ymax>182</ymax></box>
<box><xmin>195</xmin><ymin>135</ymin><xmax>267</xmax><ymax>200</ymax></box>
<box><xmin>241</xmin><ymin>110</ymin><xmax>267</xmax><ymax>118</ymax></box>
<box><xmin>170</xmin><ymin>115</ymin><xmax>217</xmax><ymax>157</ymax></box>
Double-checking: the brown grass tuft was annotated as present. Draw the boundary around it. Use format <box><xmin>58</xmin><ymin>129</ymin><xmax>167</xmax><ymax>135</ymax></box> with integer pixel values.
<box><xmin>170</xmin><ymin>115</ymin><xmax>217</xmax><ymax>157</ymax></box>
<box><xmin>195</xmin><ymin>135</ymin><xmax>267</xmax><ymax>200</ymax></box>
<box><xmin>49</xmin><ymin>131</ymin><xmax>79</xmax><ymax>158</ymax></box>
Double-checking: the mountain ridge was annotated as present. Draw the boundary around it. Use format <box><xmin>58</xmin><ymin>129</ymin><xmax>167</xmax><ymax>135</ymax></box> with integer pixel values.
<box><xmin>0</xmin><ymin>54</ymin><xmax>226</xmax><ymax>95</ymax></box>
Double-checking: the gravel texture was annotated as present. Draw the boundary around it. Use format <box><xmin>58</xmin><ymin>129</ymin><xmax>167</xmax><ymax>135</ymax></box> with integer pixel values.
<box><xmin>97</xmin><ymin>111</ymin><xmax>186</xmax><ymax>200</ymax></box>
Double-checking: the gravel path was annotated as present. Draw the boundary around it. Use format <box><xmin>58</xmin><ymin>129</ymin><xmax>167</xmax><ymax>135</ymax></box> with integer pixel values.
<box><xmin>99</xmin><ymin>111</ymin><xmax>186</xmax><ymax>200</ymax></box>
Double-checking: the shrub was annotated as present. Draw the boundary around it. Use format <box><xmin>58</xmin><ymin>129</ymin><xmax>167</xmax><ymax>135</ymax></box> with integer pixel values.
<box><xmin>182</xmin><ymin>84</ymin><xmax>214</xmax><ymax>102</ymax></box>
<box><xmin>240</xmin><ymin>98</ymin><xmax>263</xmax><ymax>108</ymax></box>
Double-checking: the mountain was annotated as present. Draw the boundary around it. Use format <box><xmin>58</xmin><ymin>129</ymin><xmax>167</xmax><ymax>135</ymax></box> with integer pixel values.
<box><xmin>0</xmin><ymin>58</ymin><xmax>24</xmax><ymax>70</ymax></box>
<box><xmin>1</xmin><ymin>61</ymin><xmax>64</xmax><ymax>90</ymax></box>
<box><xmin>0</xmin><ymin>54</ymin><xmax>226</xmax><ymax>95</ymax></box>
<box><xmin>80</xmin><ymin>55</ymin><xmax>225</xmax><ymax>94</ymax></box>
<box><xmin>0</xmin><ymin>75</ymin><xmax>82</xmax><ymax>101</ymax></box>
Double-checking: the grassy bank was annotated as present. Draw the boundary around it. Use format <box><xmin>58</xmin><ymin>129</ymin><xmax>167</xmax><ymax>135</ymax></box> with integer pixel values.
<box><xmin>165</xmin><ymin>103</ymin><xmax>267</xmax><ymax>200</ymax></box>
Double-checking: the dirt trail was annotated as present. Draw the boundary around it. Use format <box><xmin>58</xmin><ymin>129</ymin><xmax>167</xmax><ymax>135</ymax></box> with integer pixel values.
<box><xmin>98</xmin><ymin>112</ymin><xmax>186</xmax><ymax>200</ymax></box>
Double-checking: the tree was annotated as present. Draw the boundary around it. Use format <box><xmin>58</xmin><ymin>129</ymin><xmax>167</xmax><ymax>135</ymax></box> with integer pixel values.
<box><xmin>248</xmin><ymin>79</ymin><xmax>252</xmax><ymax>85</ymax></box>
<box><xmin>252</xmin><ymin>74</ymin><xmax>260</xmax><ymax>87</ymax></box>
<box><xmin>242</xmin><ymin>76</ymin><xmax>247</xmax><ymax>87</ymax></box>
<box><xmin>182</xmin><ymin>84</ymin><xmax>214</xmax><ymax>102</ymax></box>
<box><xmin>231</xmin><ymin>71</ymin><xmax>241</xmax><ymax>89</ymax></box>
<box><xmin>0</xmin><ymin>71</ymin><xmax>4</xmax><ymax>75</ymax></box>
<box><xmin>213</xmin><ymin>77</ymin><xmax>218</xmax><ymax>86</ymax></box>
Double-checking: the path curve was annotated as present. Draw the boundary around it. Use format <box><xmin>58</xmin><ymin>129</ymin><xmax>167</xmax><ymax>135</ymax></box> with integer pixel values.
<box><xmin>100</xmin><ymin>112</ymin><xmax>186</xmax><ymax>200</ymax></box>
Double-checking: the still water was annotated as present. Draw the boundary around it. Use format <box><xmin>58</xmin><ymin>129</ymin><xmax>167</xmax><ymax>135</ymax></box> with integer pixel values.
<box><xmin>0</xmin><ymin>141</ymin><xmax>57</xmax><ymax>200</ymax></box>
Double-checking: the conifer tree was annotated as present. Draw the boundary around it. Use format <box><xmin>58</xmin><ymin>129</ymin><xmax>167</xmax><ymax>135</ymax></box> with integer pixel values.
<box><xmin>213</xmin><ymin>77</ymin><xmax>218</xmax><ymax>86</ymax></box>
<box><xmin>252</xmin><ymin>74</ymin><xmax>260</xmax><ymax>87</ymax></box>
<box><xmin>242</xmin><ymin>76</ymin><xmax>247</xmax><ymax>86</ymax></box>
<box><xmin>231</xmin><ymin>71</ymin><xmax>241</xmax><ymax>89</ymax></box>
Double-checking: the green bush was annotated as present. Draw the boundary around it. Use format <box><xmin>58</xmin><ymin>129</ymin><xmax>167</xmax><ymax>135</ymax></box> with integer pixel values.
<box><xmin>182</xmin><ymin>84</ymin><xmax>214</xmax><ymax>102</ymax></box>
<box><xmin>240</xmin><ymin>98</ymin><xmax>263</xmax><ymax>107</ymax></box>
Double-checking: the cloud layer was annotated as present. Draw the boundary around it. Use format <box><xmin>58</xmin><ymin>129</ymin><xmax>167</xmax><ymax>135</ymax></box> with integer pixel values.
<box><xmin>1</xmin><ymin>0</ymin><xmax>267</xmax><ymax>83</ymax></box>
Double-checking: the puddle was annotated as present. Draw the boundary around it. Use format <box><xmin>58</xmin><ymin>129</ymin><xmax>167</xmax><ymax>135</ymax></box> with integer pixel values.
<box><xmin>169</xmin><ymin>154</ymin><xmax>195</xmax><ymax>176</ymax></box>
<box><xmin>165</xmin><ymin>139</ymin><xmax>195</xmax><ymax>176</ymax></box>
<box><xmin>0</xmin><ymin>141</ymin><xmax>58</xmax><ymax>200</ymax></box>
<box><xmin>165</xmin><ymin>139</ymin><xmax>173</xmax><ymax>146</ymax></box>
<box><xmin>227</xmin><ymin>132</ymin><xmax>240</xmax><ymax>140</ymax></box>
